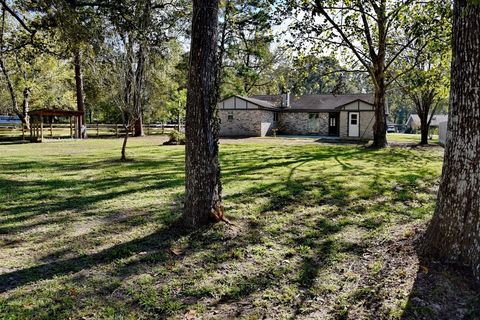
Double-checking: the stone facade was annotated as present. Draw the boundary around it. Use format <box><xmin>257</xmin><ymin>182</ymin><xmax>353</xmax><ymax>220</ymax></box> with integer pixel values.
<box><xmin>219</xmin><ymin>110</ymin><xmax>277</xmax><ymax>137</ymax></box>
<box><xmin>278</xmin><ymin>112</ymin><xmax>329</xmax><ymax>135</ymax></box>
<box><xmin>218</xmin><ymin>96</ymin><xmax>376</xmax><ymax>140</ymax></box>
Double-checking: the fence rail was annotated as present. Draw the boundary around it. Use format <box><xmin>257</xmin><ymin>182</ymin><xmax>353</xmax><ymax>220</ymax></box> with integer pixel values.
<box><xmin>0</xmin><ymin>123</ymin><xmax>182</xmax><ymax>139</ymax></box>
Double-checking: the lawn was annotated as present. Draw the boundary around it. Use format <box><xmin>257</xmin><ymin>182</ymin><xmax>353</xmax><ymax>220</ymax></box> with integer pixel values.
<box><xmin>0</xmin><ymin>137</ymin><xmax>478</xmax><ymax>319</ymax></box>
<box><xmin>387</xmin><ymin>133</ymin><xmax>439</xmax><ymax>144</ymax></box>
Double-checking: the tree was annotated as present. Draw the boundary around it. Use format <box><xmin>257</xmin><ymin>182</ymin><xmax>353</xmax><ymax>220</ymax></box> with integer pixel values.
<box><xmin>288</xmin><ymin>0</ymin><xmax>449</xmax><ymax>147</ymax></box>
<box><xmin>394</xmin><ymin>1</ymin><xmax>451</xmax><ymax>144</ymax></box>
<box><xmin>397</xmin><ymin>53</ymin><xmax>450</xmax><ymax>144</ymax></box>
<box><xmin>0</xmin><ymin>2</ymin><xmax>78</xmax><ymax>135</ymax></box>
<box><xmin>49</xmin><ymin>1</ymin><xmax>101</xmax><ymax>139</ymax></box>
<box><xmin>218</xmin><ymin>0</ymin><xmax>277</xmax><ymax>97</ymax></box>
<box><xmin>145</xmin><ymin>41</ymin><xmax>188</xmax><ymax>125</ymax></box>
<box><xmin>276</xmin><ymin>54</ymin><xmax>370</xmax><ymax>96</ymax></box>
<box><xmin>423</xmin><ymin>0</ymin><xmax>480</xmax><ymax>281</ymax></box>
<box><xmin>0</xmin><ymin>2</ymin><xmax>34</xmax><ymax>131</ymax></box>
<box><xmin>183</xmin><ymin>0</ymin><xmax>223</xmax><ymax>227</ymax></box>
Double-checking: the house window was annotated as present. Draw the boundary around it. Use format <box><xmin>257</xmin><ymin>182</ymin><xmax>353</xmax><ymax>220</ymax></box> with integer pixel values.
<box><xmin>273</xmin><ymin>112</ymin><xmax>279</xmax><ymax>122</ymax></box>
<box><xmin>227</xmin><ymin>112</ymin><xmax>234</xmax><ymax>122</ymax></box>
<box><xmin>330</xmin><ymin>118</ymin><xmax>336</xmax><ymax>126</ymax></box>
<box><xmin>309</xmin><ymin>113</ymin><xmax>319</xmax><ymax>119</ymax></box>
<box><xmin>350</xmin><ymin>113</ymin><xmax>358</xmax><ymax>125</ymax></box>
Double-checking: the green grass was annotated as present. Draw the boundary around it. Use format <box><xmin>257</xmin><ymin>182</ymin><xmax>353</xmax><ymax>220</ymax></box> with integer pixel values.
<box><xmin>387</xmin><ymin>133</ymin><xmax>439</xmax><ymax>144</ymax></box>
<box><xmin>0</xmin><ymin>137</ymin><xmax>460</xmax><ymax>319</ymax></box>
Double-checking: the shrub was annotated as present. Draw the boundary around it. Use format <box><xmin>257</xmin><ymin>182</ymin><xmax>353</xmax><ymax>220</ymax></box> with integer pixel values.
<box><xmin>163</xmin><ymin>130</ymin><xmax>185</xmax><ymax>145</ymax></box>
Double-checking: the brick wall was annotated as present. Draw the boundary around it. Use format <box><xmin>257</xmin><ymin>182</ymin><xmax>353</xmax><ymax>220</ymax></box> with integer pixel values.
<box><xmin>219</xmin><ymin>110</ymin><xmax>276</xmax><ymax>137</ymax></box>
<box><xmin>219</xmin><ymin>109</ymin><xmax>374</xmax><ymax>139</ymax></box>
<box><xmin>278</xmin><ymin>112</ymin><xmax>329</xmax><ymax>135</ymax></box>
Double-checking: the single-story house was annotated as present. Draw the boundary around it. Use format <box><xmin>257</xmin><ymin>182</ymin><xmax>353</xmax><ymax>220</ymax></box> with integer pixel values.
<box><xmin>218</xmin><ymin>93</ymin><xmax>376</xmax><ymax>140</ymax></box>
<box><xmin>405</xmin><ymin>114</ymin><xmax>448</xmax><ymax>131</ymax></box>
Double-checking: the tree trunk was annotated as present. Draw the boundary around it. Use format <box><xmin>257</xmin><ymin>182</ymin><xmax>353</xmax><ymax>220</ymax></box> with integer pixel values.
<box><xmin>423</xmin><ymin>0</ymin><xmax>480</xmax><ymax>281</ymax></box>
<box><xmin>133</xmin><ymin>44</ymin><xmax>146</xmax><ymax>137</ymax></box>
<box><xmin>371</xmin><ymin>2</ymin><xmax>388</xmax><ymax>149</ymax></box>
<box><xmin>121</xmin><ymin>126</ymin><xmax>130</xmax><ymax>161</ymax></box>
<box><xmin>0</xmin><ymin>57</ymin><xmax>30</xmax><ymax>130</ymax></box>
<box><xmin>74</xmin><ymin>49</ymin><xmax>86</xmax><ymax>139</ymax></box>
<box><xmin>183</xmin><ymin>0</ymin><xmax>222</xmax><ymax>228</ymax></box>
<box><xmin>372</xmin><ymin>70</ymin><xmax>387</xmax><ymax>148</ymax></box>
<box><xmin>21</xmin><ymin>87</ymin><xmax>30</xmax><ymax>131</ymax></box>
<box><xmin>419</xmin><ymin>112</ymin><xmax>429</xmax><ymax>145</ymax></box>
<box><xmin>420</xmin><ymin>126</ymin><xmax>429</xmax><ymax>145</ymax></box>
<box><xmin>134</xmin><ymin>118</ymin><xmax>143</xmax><ymax>136</ymax></box>
<box><xmin>420</xmin><ymin>114</ymin><xmax>429</xmax><ymax>145</ymax></box>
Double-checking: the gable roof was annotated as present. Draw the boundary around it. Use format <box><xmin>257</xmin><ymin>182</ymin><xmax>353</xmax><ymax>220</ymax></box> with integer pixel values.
<box><xmin>407</xmin><ymin>114</ymin><xmax>448</xmax><ymax>128</ymax></box>
<box><xmin>250</xmin><ymin>94</ymin><xmax>374</xmax><ymax>112</ymax></box>
<box><xmin>236</xmin><ymin>96</ymin><xmax>277</xmax><ymax>109</ymax></box>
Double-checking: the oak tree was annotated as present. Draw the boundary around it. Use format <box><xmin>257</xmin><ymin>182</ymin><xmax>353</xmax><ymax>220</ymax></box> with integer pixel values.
<box><xmin>288</xmin><ymin>0</ymin><xmax>449</xmax><ymax>147</ymax></box>
<box><xmin>183</xmin><ymin>0</ymin><xmax>223</xmax><ymax>227</ymax></box>
<box><xmin>423</xmin><ymin>0</ymin><xmax>480</xmax><ymax>281</ymax></box>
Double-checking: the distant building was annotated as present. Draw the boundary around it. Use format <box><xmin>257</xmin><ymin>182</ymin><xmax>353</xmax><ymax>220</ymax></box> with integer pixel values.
<box><xmin>405</xmin><ymin>114</ymin><xmax>448</xmax><ymax>132</ymax></box>
<box><xmin>217</xmin><ymin>94</ymin><xmax>377</xmax><ymax>140</ymax></box>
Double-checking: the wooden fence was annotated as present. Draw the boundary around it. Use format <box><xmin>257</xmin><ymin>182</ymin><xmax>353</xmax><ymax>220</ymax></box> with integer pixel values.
<box><xmin>0</xmin><ymin>123</ymin><xmax>182</xmax><ymax>139</ymax></box>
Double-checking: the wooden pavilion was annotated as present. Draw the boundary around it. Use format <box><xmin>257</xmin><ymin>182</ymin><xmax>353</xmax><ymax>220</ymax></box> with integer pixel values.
<box><xmin>29</xmin><ymin>108</ymin><xmax>84</xmax><ymax>142</ymax></box>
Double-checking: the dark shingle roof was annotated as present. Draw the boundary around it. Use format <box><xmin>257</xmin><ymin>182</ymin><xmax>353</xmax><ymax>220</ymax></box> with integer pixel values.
<box><xmin>249</xmin><ymin>94</ymin><xmax>374</xmax><ymax>111</ymax></box>
<box><xmin>238</xmin><ymin>96</ymin><xmax>277</xmax><ymax>109</ymax></box>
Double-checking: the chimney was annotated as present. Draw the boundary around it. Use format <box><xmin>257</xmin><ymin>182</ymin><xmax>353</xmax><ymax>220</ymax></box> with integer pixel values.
<box><xmin>282</xmin><ymin>91</ymin><xmax>291</xmax><ymax>108</ymax></box>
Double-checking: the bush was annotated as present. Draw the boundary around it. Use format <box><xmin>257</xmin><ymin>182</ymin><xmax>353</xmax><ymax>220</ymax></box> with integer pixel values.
<box><xmin>163</xmin><ymin>130</ymin><xmax>185</xmax><ymax>145</ymax></box>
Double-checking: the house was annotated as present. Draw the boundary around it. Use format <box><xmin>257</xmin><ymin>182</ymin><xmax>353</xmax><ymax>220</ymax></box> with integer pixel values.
<box><xmin>405</xmin><ymin>114</ymin><xmax>448</xmax><ymax>132</ymax></box>
<box><xmin>217</xmin><ymin>93</ymin><xmax>376</xmax><ymax>140</ymax></box>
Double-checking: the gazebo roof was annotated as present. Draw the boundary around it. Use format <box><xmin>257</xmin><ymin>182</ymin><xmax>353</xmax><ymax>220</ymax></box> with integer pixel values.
<box><xmin>29</xmin><ymin>108</ymin><xmax>83</xmax><ymax>117</ymax></box>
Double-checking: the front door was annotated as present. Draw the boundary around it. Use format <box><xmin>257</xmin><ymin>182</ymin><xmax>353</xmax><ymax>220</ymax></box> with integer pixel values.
<box><xmin>348</xmin><ymin>112</ymin><xmax>360</xmax><ymax>137</ymax></box>
<box><xmin>328</xmin><ymin>113</ymin><xmax>339</xmax><ymax>136</ymax></box>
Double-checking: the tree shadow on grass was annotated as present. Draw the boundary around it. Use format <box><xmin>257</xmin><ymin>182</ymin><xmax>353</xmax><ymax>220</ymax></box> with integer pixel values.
<box><xmin>0</xmin><ymin>143</ymin><xmax>446</xmax><ymax>319</ymax></box>
<box><xmin>401</xmin><ymin>246</ymin><xmax>480</xmax><ymax>319</ymax></box>
<box><xmin>0</xmin><ymin>220</ymin><xmax>192</xmax><ymax>294</ymax></box>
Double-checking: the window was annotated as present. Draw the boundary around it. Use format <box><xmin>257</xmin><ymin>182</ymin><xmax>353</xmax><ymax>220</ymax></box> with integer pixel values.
<box><xmin>350</xmin><ymin>113</ymin><xmax>358</xmax><ymax>125</ymax></box>
<box><xmin>227</xmin><ymin>112</ymin><xmax>234</xmax><ymax>122</ymax></box>
<box><xmin>330</xmin><ymin>118</ymin><xmax>336</xmax><ymax>126</ymax></box>
<box><xmin>273</xmin><ymin>112</ymin><xmax>279</xmax><ymax>122</ymax></box>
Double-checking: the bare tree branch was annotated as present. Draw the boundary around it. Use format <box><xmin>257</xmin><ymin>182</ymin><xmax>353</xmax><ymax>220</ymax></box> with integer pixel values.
<box><xmin>0</xmin><ymin>0</ymin><xmax>33</xmax><ymax>34</ymax></box>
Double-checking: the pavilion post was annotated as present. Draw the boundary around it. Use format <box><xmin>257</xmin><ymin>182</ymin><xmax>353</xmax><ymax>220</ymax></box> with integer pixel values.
<box><xmin>115</xmin><ymin>124</ymin><xmax>118</xmax><ymax>138</ymax></box>
<box><xmin>78</xmin><ymin>116</ymin><xmax>82</xmax><ymax>139</ymax></box>
<box><xmin>40</xmin><ymin>114</ymin><xmax>44</xmax><ymax>142</ymax></box>
<box><xmin>50</xmin><ymin>121</ymin><xmax>53</xmax><ymax>138</ymax></box>
<box><xmin>79</xmin><ymin>116</ymin><xmax>82</xmax><ymax>139</ymax></box>
<box><xmin>70</xmin><ymin>116</ymin><xmax>73</xmax><ymax>139</ymax></box>
<box><xmin>74</xmin><ymin>116</ymin><xmax>77</xmax><ymax>139</ymax></box>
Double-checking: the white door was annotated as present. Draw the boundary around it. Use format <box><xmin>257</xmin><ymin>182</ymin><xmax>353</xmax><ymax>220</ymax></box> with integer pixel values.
<box><xmin>348</xmin><ymin>112</ymin><xmax>359</xmax><ymax>137</ymax></box>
